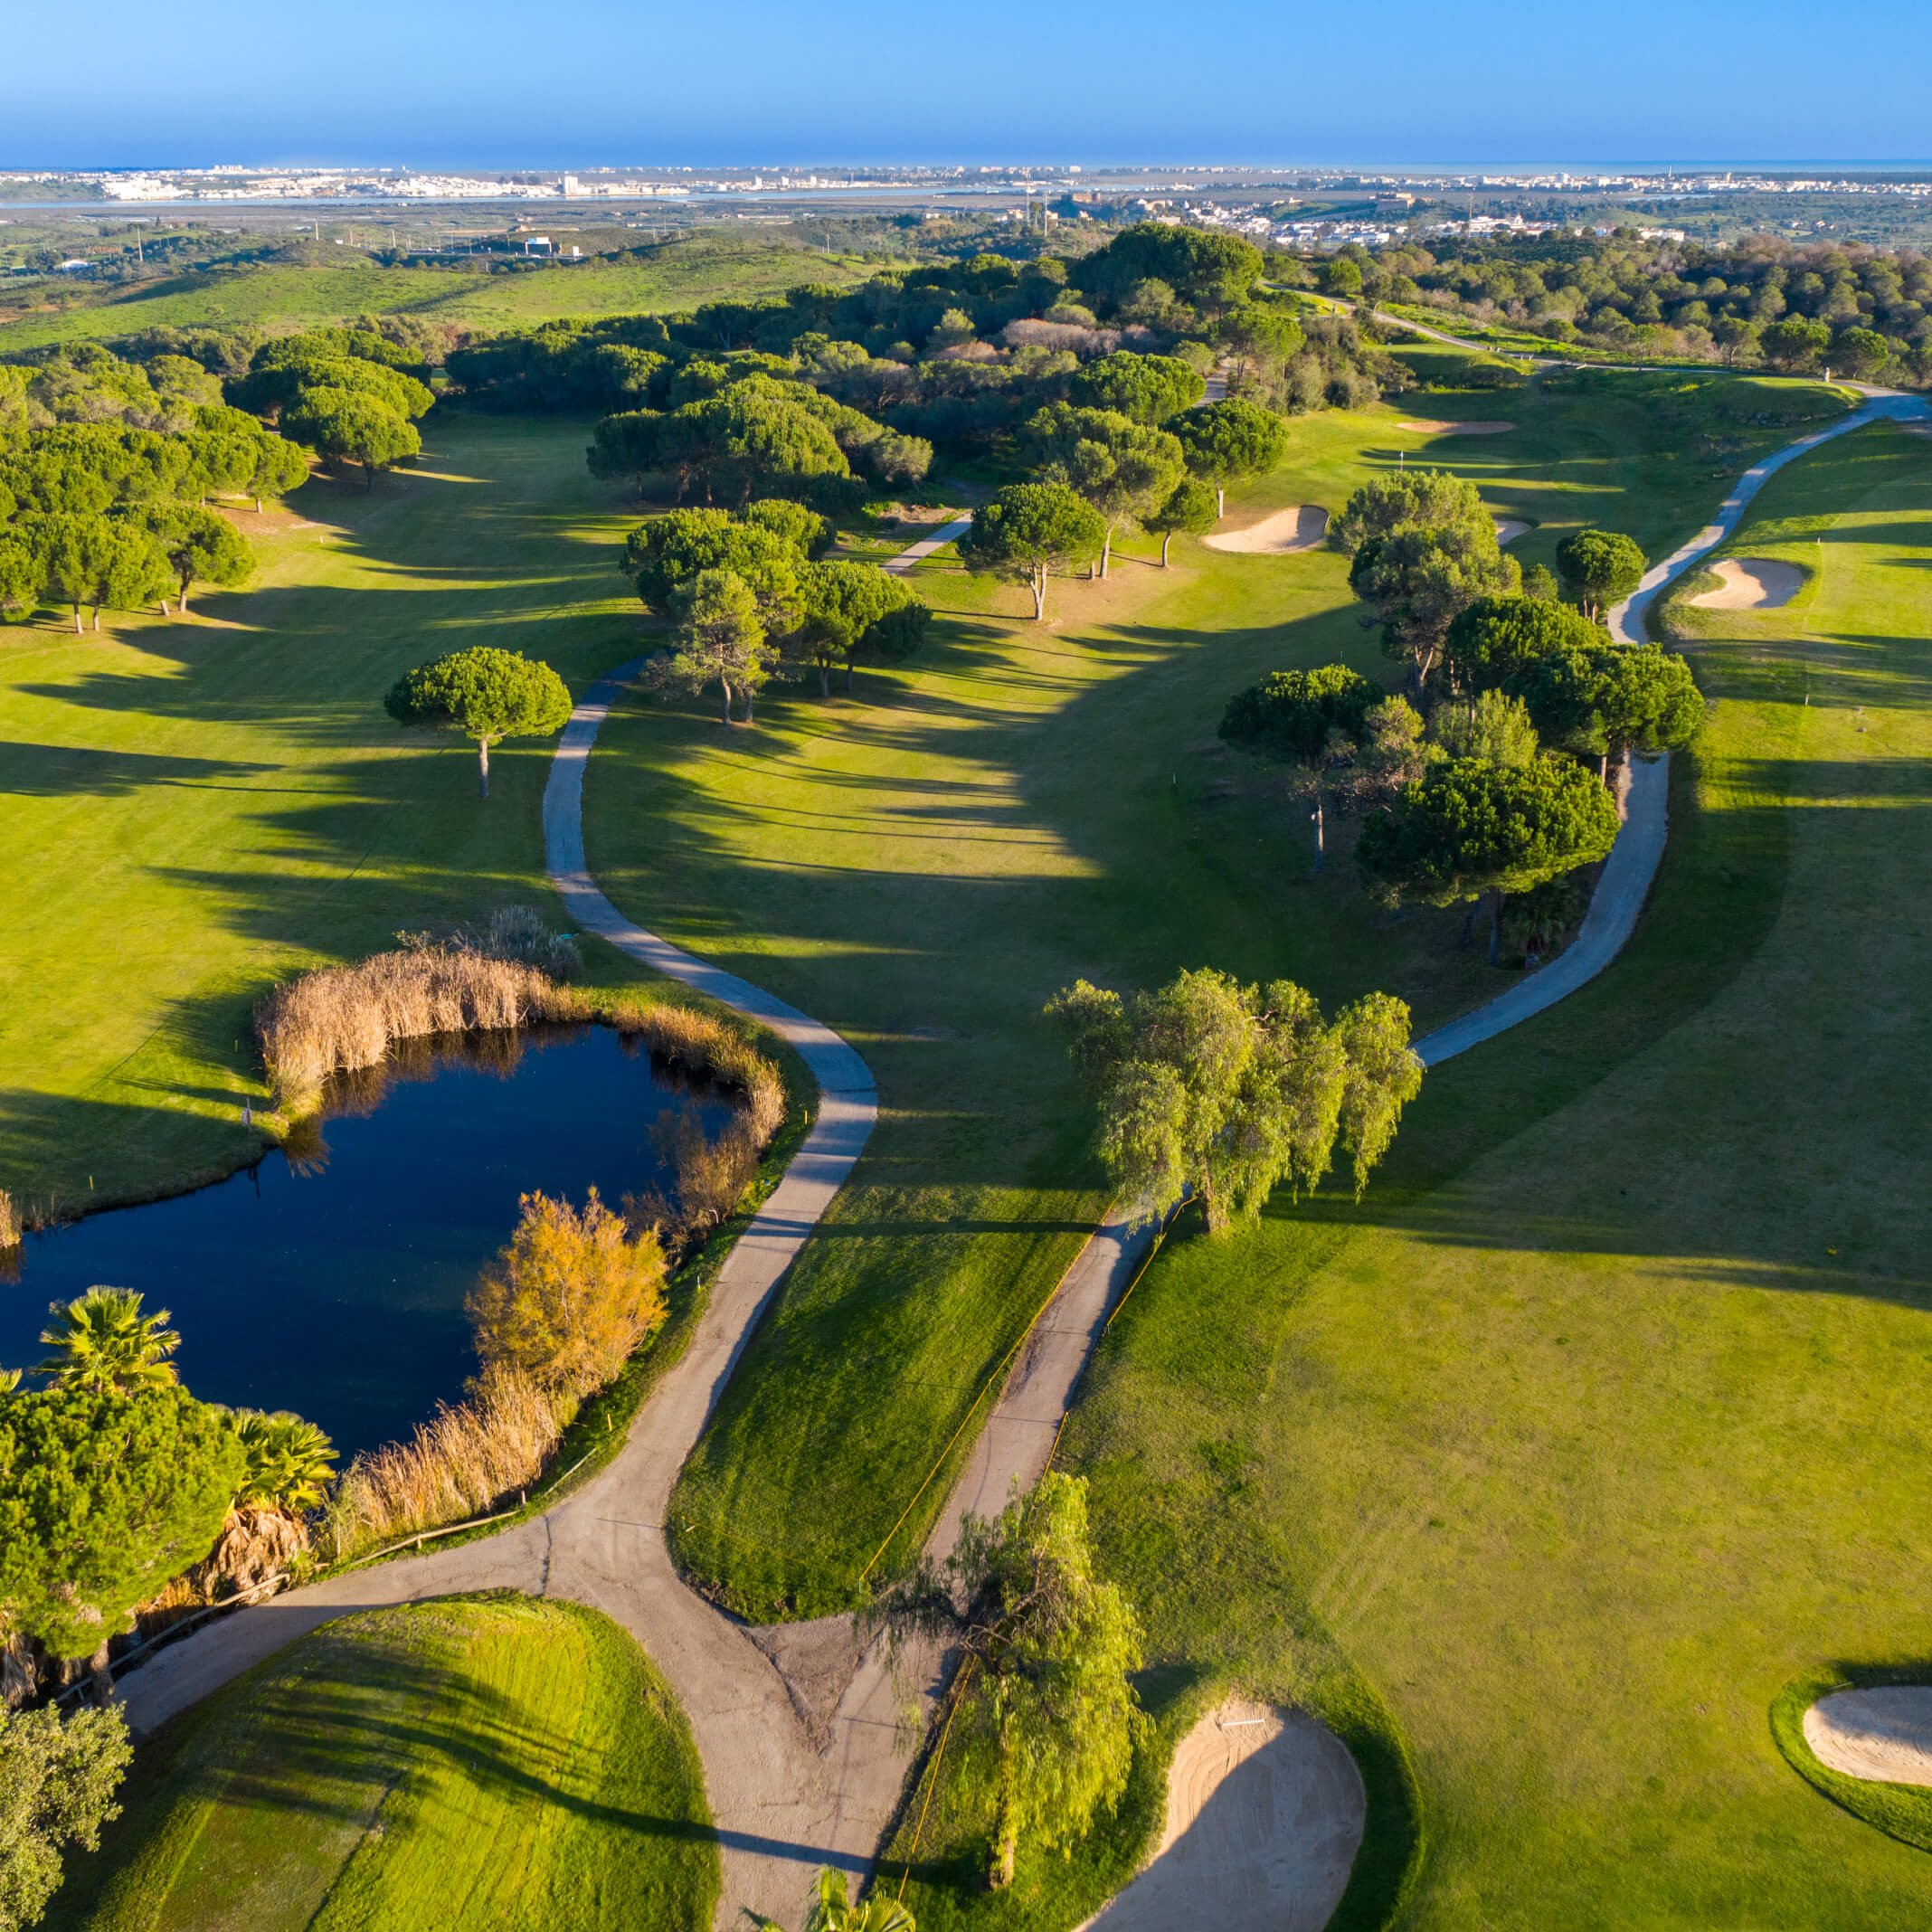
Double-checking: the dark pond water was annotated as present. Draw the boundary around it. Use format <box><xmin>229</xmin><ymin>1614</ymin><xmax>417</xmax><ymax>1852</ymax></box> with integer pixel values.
<box><xmin>0</xmin><ymin>1026</ymin><xmax>734</xmax><ymax>1459</ymax></box>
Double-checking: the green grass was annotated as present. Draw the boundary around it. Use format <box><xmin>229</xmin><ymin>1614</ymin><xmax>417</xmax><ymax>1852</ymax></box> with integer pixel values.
<box><xmin>1025</xmin><ymin>421</ymin><xmax>1932</xmax><ymax>1927</ymax></box>
<box><xmin>46</xmin><ymin>1595</ymin><xmax>718</xmax><ymax>1932</ymax></box>
<box><xmin>0</xmin><ymin>232</ymin><xmax>883</xmax><ymax>354</ymax></box>
<box><xmin>571</xmin><ymin>371</ymin><xmax>1859</xmax><ymax>1619</ymax></box>
<box><xmin>0</xmin><ymin>412</ymin><xmax>724</xmax><ymax>1213</ymax></box>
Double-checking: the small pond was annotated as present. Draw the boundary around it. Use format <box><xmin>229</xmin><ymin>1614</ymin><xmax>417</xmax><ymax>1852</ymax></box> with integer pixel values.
<box><xmin>0</xmin><ymin>1026</ymin><xmax>735</xmax><ymax>1458</ymax></box>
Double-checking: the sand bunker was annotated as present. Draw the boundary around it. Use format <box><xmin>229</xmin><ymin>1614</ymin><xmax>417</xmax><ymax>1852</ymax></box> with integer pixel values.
<box><xmin>1084</xmin><ymin>1700</ymin><xmax>1364</xmax><ymax>1932</ymax></box>
<box><xmin>1494</xmin><ymin>518</ymin><xmax>1530</xmax><ymax>545</ymax></box>
<box><xmin>1804</xmin><ymin>1688</ymin><xmax>1932</xmax><ymax>1787</ymax></box>
<box><xmin>1687</xmin><ymin>557</ymin><xmax>1804</xmax><ymax>610</ymax></box>
<box><xmin>1398</xmin><ymin>419</ymin><xmax>1516</xmax><ymax>435</ymax></box>
<box><xmin>1202</xmin><ymin>506</ymin><xmax>1329</xmax><ymax>554</ymax></box>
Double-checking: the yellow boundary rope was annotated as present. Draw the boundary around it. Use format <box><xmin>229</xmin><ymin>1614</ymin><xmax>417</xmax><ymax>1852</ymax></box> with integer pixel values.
<box><xmin>858</xmin><ymin>1202</ymin><xmax>1183</xmax><ymax>1590</ymax></box>
<box><xmin>895</xmin><ymin>1655</ymin><xmax>977</xmax><ymax>1900</ymax></box>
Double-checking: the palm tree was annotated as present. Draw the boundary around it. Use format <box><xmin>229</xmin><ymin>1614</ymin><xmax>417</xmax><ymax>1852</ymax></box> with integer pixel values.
<box><xmin>36</xmin><ymin>1285</ymin><xmax>180</xmax><ymax>1394</ymax></box>
<box><xmin>232</xmin><ymin>1411</ymin><xmax>337</xmax><ymax>1514</ymax></box>
<box><xmin>753</xmin><ymin>1870</ymin><xmax>914</xmax><ymax>1932</ymax></box>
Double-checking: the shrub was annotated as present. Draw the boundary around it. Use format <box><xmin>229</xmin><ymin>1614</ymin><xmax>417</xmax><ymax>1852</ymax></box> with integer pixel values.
<box><xmin>467</xmin><ymin>1189</ymin><xmax>668</xmax><ymax>1401</ymax></box>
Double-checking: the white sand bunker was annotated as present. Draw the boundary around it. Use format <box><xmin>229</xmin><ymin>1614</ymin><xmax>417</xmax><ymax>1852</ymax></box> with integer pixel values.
<box><xmin>1399</xmin><ymin>419</ymin><xmax>1516</xmax><ymax>435</ymax></box>
<box><xmin>1085</xmin><ymin>1700</ymin><xmax>1365</xmax><ymax>1932</ymax></box>
<box><xmin>1804</xmin><ymin>1687</ymin><xmax>1932</xmax><ymax>1787</ymax></box>
<box><xmin>1203</xmin><ymin>506</ymin><xmax>1330</xmax><ymax>554</ymax></box>
<box><xmin>1687</xmin><ymin>557</ymin><xmax>1804</xmax><ymax>610</ymax></box>
<box><xmin>1494</xmin><ymin>518</ymin><xmax>1530</xmax><ymax>545</ymax></box>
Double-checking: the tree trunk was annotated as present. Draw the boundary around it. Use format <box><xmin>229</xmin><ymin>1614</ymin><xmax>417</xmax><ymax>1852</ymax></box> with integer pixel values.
<box><xmin>178</xmin><ymin>576</ymin><xmax>192</xmax><ymax>617</ymax></box>
<box><xmin>90</xmin><ymin>1640</ymin><xmax>116</xmax><ymax>1707</ymax></box>
<box><xmin>819</xmin><ymin>663</ymin><xmax>831</xmax><ymax>698</ymax></box>
<box><xmin>1160</xmin><ymin>531</ymin><xmax>1173</xmax><ymax>567</ymax></box>
<box><xmin>720</xmin><ymin>677</ymin><xmax>734</xmax><ymax>725</ymax></box>
<box><xmin>845</xmin><ymin>659</ymin><xmax>855</xmax><ymax>694</ymax></box>
<box><xmin>1312</xmin><ymin>788</ymin><xmax>1325</xmax><ymax>875</ymax></box>
<box><xmin>72</xmin><ymin>603</ymin><xmax>83</xmax><ymax>634</ymax></box>
<box><xmin>255</xmin><ymin>495</ymin><xmax>264</xmax><ymax>513</ymax></box>
<box><xmin>478</xmin><ymin>736</ymin><xmax>490</xmax><ymax>799</ymax></box>
<box><xmin>92</xmin><ymin>607</ymin><xmax>101</xmax><ymax>632</ymax></box>
<box><xmin>1599</xmin><ymin>750</ymin><xmax>1609</xmax><ymax>786</ymax></box>
<box><xmin>365</xmin><ymin>461</ymin><xmax>375</xmax><ymax>491</ymax></box>
<box><xmin>1101</xmin><ymin>521</ymin><xmax>1114</xmax><ymax>579</ymax></box>
<box><xmin>1030</xmin><ymin>564</ymin><xmax>1046</xmax><ymax>621</ymax></box>
<box><xmin>1458</xmin><ymin>897</ymin><xmax>1480</xmax><ymax>949</ymax></box>
<box><xmin>1488</xmin><ymin>887</ymin><xmax>1504</xmax><ymax>965</ymax></box>
<box><xmin>1216</xmin><ymin>485</ymin><xmax>1226</xmax><ymax>516</ymax></box>
<box><xmin>743</xmin><ymin>685</ymin><xmax>757</xmax><ymax>724</ymax></box>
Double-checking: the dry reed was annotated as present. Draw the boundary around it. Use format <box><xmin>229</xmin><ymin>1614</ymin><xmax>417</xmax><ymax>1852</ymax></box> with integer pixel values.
<box><xmin>0</xmin><ymin>1189</ymin><xmax>18</xmax><ymax>1251</ymax></box>
<box><xmin>324</xmin><ymin>1363</ymin><xmax>564</xmax><ymax>1558</ymax></box>
<box><xmin>257</xmin><ymin>945</ymin><xmax>584</xmax><ymax>1108</ymax></box>
<box><xmin>608</xmin><ymin>999</ymin><xmax>786</xmax><ymax>1141</ymax></box>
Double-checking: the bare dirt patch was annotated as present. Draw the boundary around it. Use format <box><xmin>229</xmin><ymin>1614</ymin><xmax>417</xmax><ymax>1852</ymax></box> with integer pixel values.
<box><xmin>1202</xmin><ymin>506</ymin><xmax>1330</xmax><ymax>554</ymax></box>
<box><xmin>1687</xmin><ymin>557</ymin><xmax>1804</xmax><ymax>610</ymax></box>
<box><xmin>1084</xmin><ymin>1700</ymin><xmax>1364</xmax><ymax>1931</ymax></box>
<box><xmin>1805</xmin><ymin>1688</ymin><xmax>1932</xmax><ymax>1787</ymax></box>
<box><xmin>1399</xmin><ymin>419</ymin><xmax>1516</xmax><ymax>435</ymax></box>
<box><xmin>1494</xmin><ymin>518</ymin><xmax>1530</xmax><ymax>545</ymax></box>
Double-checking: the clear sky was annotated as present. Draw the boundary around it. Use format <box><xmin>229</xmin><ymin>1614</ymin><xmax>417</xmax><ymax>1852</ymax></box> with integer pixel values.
<box><xmin>10</xmin><ymin>0</ymin><xmax>1932</xmax><ymax>171</ymax></box>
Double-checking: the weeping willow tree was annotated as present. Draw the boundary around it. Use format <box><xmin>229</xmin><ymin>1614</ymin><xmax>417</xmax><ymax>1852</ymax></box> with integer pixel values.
<box><xmin>1046</xmin><ymin>966</ymin><xmax>1424</xmax><ymax>1234</ymax></box>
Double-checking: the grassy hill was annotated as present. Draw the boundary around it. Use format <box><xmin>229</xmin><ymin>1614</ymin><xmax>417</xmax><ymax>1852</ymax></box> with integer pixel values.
<box><xmin>47</xmin><ymin>1596</ymin><xmax>717</xmax><ymax>1931</ymax></box>
<box><xmin>0</xmin><ymin>231</ymin><xmax>884</xmax><ymax>354</ymax></box>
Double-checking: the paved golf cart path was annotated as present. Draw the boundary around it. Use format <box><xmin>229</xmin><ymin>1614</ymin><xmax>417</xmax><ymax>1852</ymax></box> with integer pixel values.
<box><xmin>111</xmin><ymin>402</ymin><xmax>1924</xmax><ymax>1918</ymax></box>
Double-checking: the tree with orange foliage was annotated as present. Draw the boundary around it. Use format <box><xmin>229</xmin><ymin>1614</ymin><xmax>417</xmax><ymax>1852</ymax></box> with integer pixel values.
<box><xmin>466</xmin><ymin>1188</ymin><xmax>667</xmax><ymax>1401</ymax></box>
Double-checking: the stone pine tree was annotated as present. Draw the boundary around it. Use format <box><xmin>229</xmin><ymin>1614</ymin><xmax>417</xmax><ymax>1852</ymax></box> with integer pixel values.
<box><xmin>1142</xmin><ymin>477</ymin><xmax>1218</xmax><ymax>565</ymax></box>
<box><xmin>1357</xmin><ymin>755</ymin><xmax>1623</xmax><ymax>961</ymax></box>
<box><xmin>1554</xmin><ymin>529</ymin><xmax>1646</xmax><ymax>622</ymax></box>
<box><xmin>384</xmin><ymin>646</ymin><xmax>573</xmax><ymax>797</ymax></box>
<box><xmin>957</xmin><ymin>484</ymin><xmax>1106</xmax><ymax>621</ymax></box>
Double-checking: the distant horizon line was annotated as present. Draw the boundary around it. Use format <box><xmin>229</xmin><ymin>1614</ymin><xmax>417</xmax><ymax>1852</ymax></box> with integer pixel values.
<box><xmin>11</xmin><ymin>156</ymin><xmax>1932</xmax><ymax>176</ymax></box>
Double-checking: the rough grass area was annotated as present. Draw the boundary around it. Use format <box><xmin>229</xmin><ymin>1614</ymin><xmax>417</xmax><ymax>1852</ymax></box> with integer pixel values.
<box><xmin>1771</xmin><ymin>1664</ymin><xmax>1932</xmax><ymax>1856</ymax></box>
<box><xmin>1047</xmin><ymin>422</ymin><xmax>1932</xmax><ymax>1926</ymax></box>
<box><xmin>46</xmin><ymin>1595</ymin><xmax>718</xmax><ymax>1932</ymax></box>
<box><xmin>600</xmin><ymin>371</ymin><xmax>1855</xmax><ymax>1619</ymax></box>
<box><xmin>0</xmin><ymin>232</ymin><xmax>884</xmax><ymax>353</ymax></box>
<box><xmin>0</xmin><ymin>413</ymin><xmax>677</xmax><ymax>1210</ymax></box>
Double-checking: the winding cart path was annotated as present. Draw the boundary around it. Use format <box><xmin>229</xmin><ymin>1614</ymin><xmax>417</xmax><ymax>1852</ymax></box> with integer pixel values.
<box><xmin>110</xmin><ymin>390</ymin><xmax>1927</xmax><ymax>1919</ymax></box>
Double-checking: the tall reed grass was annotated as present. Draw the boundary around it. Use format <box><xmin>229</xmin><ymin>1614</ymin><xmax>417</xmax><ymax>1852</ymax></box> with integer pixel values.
<box><xmin>257</xmin><ymin>945</ymin><xmax>582</xmax><ymax>1109</ymax></box>
<box><xmin>0</xmin><ymin>1189</ymin><xmax>18</xmax><ymax>1250</ymax></box>
<box><xmin>324</xmin><ymin>1363</ymin><xmax>564</xmax><ymax>1558</ymax></box>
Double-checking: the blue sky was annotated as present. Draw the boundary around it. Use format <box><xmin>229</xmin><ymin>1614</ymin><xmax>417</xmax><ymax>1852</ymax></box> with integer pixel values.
<box><xmin>9</xmin><ymin>0</ymin><xmax>1932</xmax><ymax>170</ymax></box>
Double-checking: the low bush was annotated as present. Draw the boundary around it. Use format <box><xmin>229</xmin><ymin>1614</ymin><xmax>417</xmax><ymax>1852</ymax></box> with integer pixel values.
<box><xmin>468</xmin><ymin>1188</ymin><xmax>668</xmax><ymax>1400</ymax></box>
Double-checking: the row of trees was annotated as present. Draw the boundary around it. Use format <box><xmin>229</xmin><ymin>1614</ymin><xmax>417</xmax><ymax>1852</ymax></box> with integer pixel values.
<box><xmin>628</xmin><ymin>504</ymin><xmax>930</xmax><ymax>719</ymax></box>
<box><xmin>0</xmin><ymin>406</ymin><xmax>307</xmax><ymax>631</ymax></box>
<box><xmin>957</xmin><ymin>393</ymin><xmax>1288</xmax><ymax>620</ymax></box>
<box><xmin>1351</xmin><ymin>232</ymin><xmax>1932</xmax><ymax>377</ymax></box>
